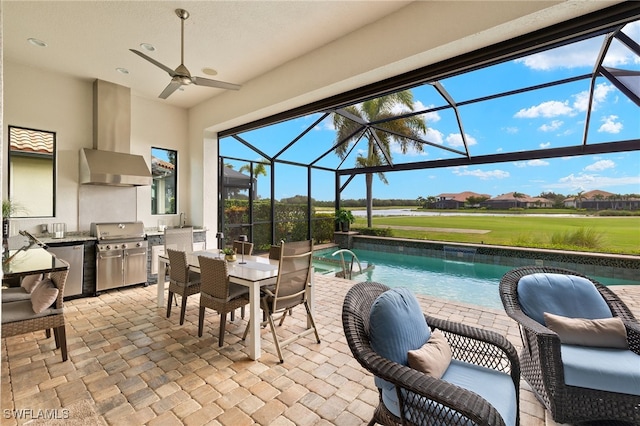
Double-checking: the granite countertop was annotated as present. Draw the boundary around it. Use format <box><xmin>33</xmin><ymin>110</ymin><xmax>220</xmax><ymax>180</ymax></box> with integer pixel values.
<box><xmin>39</xmin><ymin>232</ymin><xmax>97</xmax><ymax>244</ymax></box>
<box><xmin>35</xmin><ymin>227</ymin><xmax>207</xmax><ymax>243</ymax></box>
<box><xmin>145</xmin><ymin>227</ymin><xmax>207</xmax><ymax>237</ymax></box>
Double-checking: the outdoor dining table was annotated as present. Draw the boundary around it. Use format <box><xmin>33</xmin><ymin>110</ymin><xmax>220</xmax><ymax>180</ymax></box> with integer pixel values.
<box><xmin>156</xmin><ymin>249</ymin><xmax>314</xmax><ymax>360</ymax></box>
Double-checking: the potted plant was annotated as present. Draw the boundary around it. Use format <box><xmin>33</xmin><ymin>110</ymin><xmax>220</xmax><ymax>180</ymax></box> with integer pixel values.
<box><xmin>222</xmin><ymin>247</ymin><xmax>237</xmax><ymax>262</ymax></box>
<box><xmin>2</xmin><ymin>199</ymin><xmax>24</xmax><ymax>242</ymax></box>
<box><xmin>335</xmin><ymin>208</ymin><xmax>355</xmax><ymax>232</ymax></box>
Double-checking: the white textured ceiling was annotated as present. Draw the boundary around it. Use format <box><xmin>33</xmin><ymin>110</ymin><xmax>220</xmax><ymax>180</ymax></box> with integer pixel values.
<box><xmin>3</xmin><ymin>1</ymin><xmax>411</xmax><ymax>109</ymax></box>
<box><xmin>2</xmin><ymin>1</ymin><xmax>622</xmax><ymax>111</ymax></box>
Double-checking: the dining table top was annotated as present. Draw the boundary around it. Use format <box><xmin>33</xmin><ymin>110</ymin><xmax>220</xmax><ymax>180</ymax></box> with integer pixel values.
<box><xmin>162</xmin><ymin>249</ymin><xmax>280</xmax><ymax>284</ymax></box>
<box><xmin>2</xmin><ymin>247</ymin><xmax>69</xmax><ymax>281</ymax></box>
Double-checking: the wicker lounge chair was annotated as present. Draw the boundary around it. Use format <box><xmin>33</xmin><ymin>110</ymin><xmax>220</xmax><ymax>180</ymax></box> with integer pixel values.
<box><xmin>499</xmin><ymin>266</ymin><xmax>640</xmax><ymax>425</ymax></box>
<box><xmin>342</xmin><ymin>281</ymin><xmax>520</xmax><ymax>426</ymax></box>
<box><xmin>2</xmin><ymin>268</ymin><xmax>70</xmax><ymax>362</ymax></box>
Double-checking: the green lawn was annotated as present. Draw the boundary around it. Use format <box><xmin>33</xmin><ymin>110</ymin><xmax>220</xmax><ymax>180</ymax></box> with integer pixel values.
<box><xmin>354</xmin><ymin>214</ymin><xmax>640</xmax><ymax>255</ymax></box>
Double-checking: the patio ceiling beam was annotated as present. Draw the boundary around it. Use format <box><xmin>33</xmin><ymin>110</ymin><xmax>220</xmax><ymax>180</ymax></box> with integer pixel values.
<box><xmin>337</xmin><ymin>140</ymin><xmax>640</xmax><ymax>176</ymax></box>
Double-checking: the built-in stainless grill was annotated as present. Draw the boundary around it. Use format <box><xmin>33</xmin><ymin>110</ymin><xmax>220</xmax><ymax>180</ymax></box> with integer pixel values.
<box><xmin>91</xmin><ymin>222</ymin><xmax>148</xmax><ymax>292</ymax></box>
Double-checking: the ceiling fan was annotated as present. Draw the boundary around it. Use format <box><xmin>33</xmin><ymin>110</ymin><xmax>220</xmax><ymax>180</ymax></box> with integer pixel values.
<box><xmin>130</xmin><ymin>8</ymin><xmax>241</xmax><ymax>99</ymax></box>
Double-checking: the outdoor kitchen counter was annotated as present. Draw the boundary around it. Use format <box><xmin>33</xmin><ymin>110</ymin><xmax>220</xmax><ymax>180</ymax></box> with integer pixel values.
<box><xmin>144</xmin><ymin>227</ymin><xmax>207</xmax><ymax>237</ymax></box>
<box><xmin>39</xmin><ymin>232</ymin><xmax>97</xmax><ymax>244</ymax></box>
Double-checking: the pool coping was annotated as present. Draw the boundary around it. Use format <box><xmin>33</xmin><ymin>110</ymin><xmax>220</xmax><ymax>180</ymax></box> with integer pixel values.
<box><xmin>333</xmin><ymin>233</ymin><xmax>640</xmax><ymax>282</ymax></box>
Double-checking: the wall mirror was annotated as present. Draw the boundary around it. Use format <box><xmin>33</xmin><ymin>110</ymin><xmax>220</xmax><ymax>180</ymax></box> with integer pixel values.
<box><xmin>8</xmin><ymin>126</ymin><xmax>56</xmax><ymax>217</ymax></box>
<box><xmin>151</xmin><ymin>147</ymin><xmax>177</xmax><ymax>215</ymax></box>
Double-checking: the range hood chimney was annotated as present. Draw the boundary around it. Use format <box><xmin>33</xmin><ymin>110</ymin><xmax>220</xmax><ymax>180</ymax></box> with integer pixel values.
<box><xmin>79</xmin><ymin>80</ymin><xmax>152</xmax><ymax>186</ymax></box>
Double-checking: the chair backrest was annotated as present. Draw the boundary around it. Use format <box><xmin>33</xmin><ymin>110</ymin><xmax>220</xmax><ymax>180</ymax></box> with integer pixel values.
<box><xmin>233</xmin><ymin>240</ymin><xmax>254</xmax><ymax>256</ymax></box>
<box><xmin>49</xmin><ymin>266</ymin><xmax>70</xmax><ymax>309</ymax></box>
<box><xmin>165</xmin><ymin>227</ymin><xmax>193</xmax><ymax>253</ymax></box>
<box><xmin>271</xmin><ymin>240</ymin><xmax>313</xmax><ymax>312</ymax></box>
<box><xmin>268</xmin><ymin>245</ymin><xmax>281</xmax><ymax>260</ymax></box>
<box><xmin>517</xmin><ymin>272</ymin><xmax>613</xmax><ymax>324</ymax></box>
<box><xmin>198</xmin><ymin>256</ymin><xmax>229</xmax><ymax>299</ymax></box>
<box><xmin>167</xmin><ymin>249</ymin><xmax>189</xmax><ymax>282</ymax></box>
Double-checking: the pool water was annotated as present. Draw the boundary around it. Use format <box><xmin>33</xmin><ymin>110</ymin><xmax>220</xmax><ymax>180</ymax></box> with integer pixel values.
<box><xmin>313</xmin><ymin>248</ymin><xmax>638</xmax><ymax>310</ymax></box>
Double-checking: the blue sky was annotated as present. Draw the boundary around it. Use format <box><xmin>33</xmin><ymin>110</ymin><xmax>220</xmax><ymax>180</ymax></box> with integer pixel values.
<box><xmin>221</xmin><ymin>22</ymin><xmax>639</xmax><ymax>202</ymax></box>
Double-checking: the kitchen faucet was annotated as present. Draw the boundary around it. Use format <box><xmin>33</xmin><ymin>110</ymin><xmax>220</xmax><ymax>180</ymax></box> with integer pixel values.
<box><xmin>179</xmin><ymin>212</ymin><xmax>186</xmax><ymax>228</ymax></box>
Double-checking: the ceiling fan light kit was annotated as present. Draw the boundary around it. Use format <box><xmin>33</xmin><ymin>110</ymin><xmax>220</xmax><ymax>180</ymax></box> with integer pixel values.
<box><xmin>130</xmin><ymin>8</ymin><xmax>241</xmax><ymax>99</ymax></box>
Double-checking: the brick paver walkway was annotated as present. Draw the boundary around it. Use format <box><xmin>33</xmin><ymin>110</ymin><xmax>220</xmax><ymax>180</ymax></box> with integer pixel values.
<box><xmin>2</xmin><ymin>274</ymin><xmax>639</xmax><ymax>425</ymax></box>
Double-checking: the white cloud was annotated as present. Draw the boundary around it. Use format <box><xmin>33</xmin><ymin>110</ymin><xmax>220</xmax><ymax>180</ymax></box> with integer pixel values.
<box><xmin>514</xmin><ymin>159</ymin><xmax>550</xmax><ymax>168</ymax></box>
<box><xmin>584</xmin><ymin>159</ymin><xmax>615</xmax><ymax>172</ymax></box>
<box><xmin>548</xmin><ymin>173</ymin><xmax>640</xmax><ymax>191</ymax></box>
<box><xmin>452</xmin><ymin>167</ymin><xmax>510</xmax><ymax>180</ymax></box>
<box><xmin>598</xmin><ymin>115</ymin><xmax>623</xmax><ymax>134</ymax></box>
<box><xmin>446</xmin><ymin>133</ymin><xmax>477</xmax><ymax>148</ymax></box>
<box><xmin>573</xmin><ymin>83</ymin><xmax>615</xmax><ymax>112</ymax></box>
<box><xmin>504</xmin><ymin>126</ymin><xmax>518</xmax><ymax>134</ymax></box>
<box><xmin>514</xmin><ymin>100</ymin><xmax>574</xmax><ymax>118</ymax></box>
<box><xmin>528</xmin><ymin>159</ymin><xmax>550</xmax><ymax>167</ymax></box>
<box><xmin>513</xmin><ymin>28</ymin><xmax>640</xmax><ymax>71</ymax></box>
<box><xmin>514</xmin><ymin>38</ymin><xmax>601</xmax><ymax>70</ymax></box>
<box><xmin>539</xmin><ymin>120</ymin><xmax>563</xmax><ymax>132</ymax></box>
<box><xmin>424</xmin><ymin>128</ymin><xmax>444</xmax><ymax>145</ymax></box>
<box><xmin>539</xmin><ymin>142</ymin><xmax>551</xmax><ymax>148</ymax></box>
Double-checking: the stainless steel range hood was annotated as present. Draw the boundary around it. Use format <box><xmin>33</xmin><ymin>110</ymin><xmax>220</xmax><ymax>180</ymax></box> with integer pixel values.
<box><xmin>79</xmin><ymin>80</ymin><xmax>152</xmax><ymax>186</ymax></box>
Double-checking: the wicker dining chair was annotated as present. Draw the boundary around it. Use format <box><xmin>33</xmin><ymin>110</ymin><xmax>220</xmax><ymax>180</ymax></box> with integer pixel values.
<box><xmin>500</xmin><ymin>265</ymin><xmax>640</xmax><ymax>425</ymax></box>
<box><xmin>343</xmin><ymin>281</ymin><xmax>520</xmax><ymax>426</ymax></box>
<box><xmin>197</xmin><ymin>256</ymin><xmax>250</xmax><ymax>346</ymax></box>
<box><xmin>166</xmin><ymin>249</ymin><xmax>201</xmax><ymax>325</ymax></box>
<box><xmin>232</xmin><ymin>240</ymin><xmax>254</xmax><ymax>256</ymax></box>
<box><xmin>2</xmin><ymin>268</ymin><xmax>70</xmax><ymax>362</ymax></box>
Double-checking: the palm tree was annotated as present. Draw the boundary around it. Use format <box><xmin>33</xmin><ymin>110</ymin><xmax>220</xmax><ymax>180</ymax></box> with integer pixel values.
<box><xmin>332</xmin><ymin>91</ymin><xmax>427</xmax><ymax>226</ymax></box>
<box><xmin>239</xmin><ymin>162</ymin><xmax>268</xmax><ymax>179</ymax></box>
<box><xmin>512</xmin><ymin>192</ymin><xmax>525</xmax><ymax>208</ymax></box>
<box><xmin>575</xmin><ymin>190</ymin><xmax>585</xmax><ymax>209</ymax></box>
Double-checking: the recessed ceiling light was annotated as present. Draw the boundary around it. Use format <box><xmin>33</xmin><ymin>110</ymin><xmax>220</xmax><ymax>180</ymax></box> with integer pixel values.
<box><xmin>202</xmin><ymin>67</ymin><xmax>218</xmax><ymax>76</ymax></box>
<box><xmin>116</xmin><ymin>67</ymin><xmax>129</xmax><ymax>75</ymax></box>
<box><xmin>27</xmin><ymin>38</ymin><xmax>47</xmax><ymax>48</ymax></box>
<box><xmin>140</xmin><ymin>43</ymin><xmax>156</xmax><ymax>52</ymax></box>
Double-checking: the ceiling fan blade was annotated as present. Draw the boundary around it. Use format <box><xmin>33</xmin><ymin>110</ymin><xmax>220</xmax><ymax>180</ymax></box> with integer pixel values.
<box><xmin>159</xmin><ymin>80</ymin><xmax>182</xmax><ymax>99</ymax></box>
<box><xmin>130</xmin><ymin>49</ymin><xmax>176</xmax><ymax>77</ymax></box>
<box><xmin>192</xmin><ymin>76</ymin><xmax>241</xmax><ymax>91</ymax></box>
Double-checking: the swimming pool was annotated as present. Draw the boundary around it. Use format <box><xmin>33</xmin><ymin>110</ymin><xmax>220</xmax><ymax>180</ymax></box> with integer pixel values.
<box><xmin>313</xmin><ymin>248</ymin><xmax>638</xmax><ymax>310</ymax></box>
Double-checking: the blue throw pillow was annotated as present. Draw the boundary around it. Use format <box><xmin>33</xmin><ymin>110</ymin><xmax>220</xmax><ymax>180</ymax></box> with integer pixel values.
<box><xmin>369</xmin><ymin>287</ymin><xmax>431</xmax><ymax>391</ymax></box>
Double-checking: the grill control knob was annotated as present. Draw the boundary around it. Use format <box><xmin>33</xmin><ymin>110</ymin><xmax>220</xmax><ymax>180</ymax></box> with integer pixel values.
<box><xmin>106</xmin><ymin>245</ymin><xmax>111</xmax><ymax>250</ymax></box>
<box><xmin>122</xmin><ymin>243</ymin><xmax>127</xmax><ymax>249</ymax></box>
<box><xmin>136</xmin><ymin>242</ymin><xmax>142</xmax><ymax>247</ymax></box>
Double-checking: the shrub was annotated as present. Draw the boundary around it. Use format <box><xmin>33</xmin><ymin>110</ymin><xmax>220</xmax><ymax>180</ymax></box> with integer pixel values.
<box><xmin>550</xmin><ymin>227</ymin><xmax>604</xmax><ymax>249</ymax></box>
<box><xmin>357</xmin><ymin>227</ymin><xmax>393</xmax><ymax>237</ymax></box>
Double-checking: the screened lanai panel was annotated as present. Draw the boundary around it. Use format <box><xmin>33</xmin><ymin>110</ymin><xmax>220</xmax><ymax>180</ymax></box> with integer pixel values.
<box><xmin>219</xmin><ymin>137</ymin><xmax>267</xmax><ymax>162</ymax></box>
<box><xmin>275</xmin><ymin>114</ymin><xmax>339</xmax><ymax>165</ymax></box>
<box><xmin>232</xmin><ymin>118</ymin><xmax>313</xmax><ymax>159</ymax></box>
<box><xmin>583</xmin><ymin>77</ymin><xmax>640</xmax><ymax>144</ymax></box>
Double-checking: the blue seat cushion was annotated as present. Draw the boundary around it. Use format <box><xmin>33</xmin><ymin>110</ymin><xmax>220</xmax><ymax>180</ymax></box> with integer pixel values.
<box><xmin>518</xmin><ymin>273</ymin><xmax>613</xmax><ymax>324</ymax></box>
<box><xmin>561</xmin><ymin>344</ymin><xmax>640</xmax><ymax>396</ymax></box>
<box><xmin>369</xmin><ymin>287</ymin><xmax>430</xmax><ymax>391</ymax></box>
<box><xmin>381</xmin><ymin>359</ymin><xmax>517</xmax><ymax>426</ymax></box>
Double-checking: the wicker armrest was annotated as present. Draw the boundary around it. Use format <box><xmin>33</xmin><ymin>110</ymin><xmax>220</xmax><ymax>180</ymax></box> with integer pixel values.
<box><xmin>426</xmin><ymin>314</ymin><xmax>520</xmax><ymax>389</ymax></box>
<box><xmin>364</xmin><ymin>345</ymin><xmax>508</xmax><ymax>426</ymax></box>
<box><xmin>625</xmin><ymin>321</ymin><xmax>640</xmax><ymax>355</ymax></box>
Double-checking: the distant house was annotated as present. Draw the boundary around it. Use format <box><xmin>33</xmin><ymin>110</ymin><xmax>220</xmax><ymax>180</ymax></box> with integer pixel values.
<box><xmin>481</xmin><ymin>192</ymin><xmax>552</xmax><ymax>209</ymax></box>
<box><xmin>435</xmin><ymin>191</ymin><xmax>491</xmax><ymax>209</ymax></box>
<box><xmin>564</xmin><ymin>190</ymin><xmax>640</xmax><ymax>210</ymax></box>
